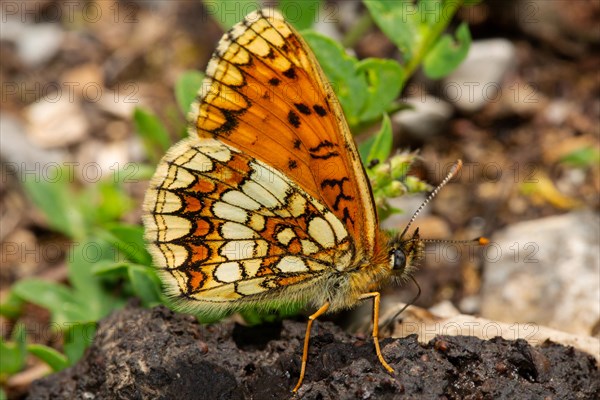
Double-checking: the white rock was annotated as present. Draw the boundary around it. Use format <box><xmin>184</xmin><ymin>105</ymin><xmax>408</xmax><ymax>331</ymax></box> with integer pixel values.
<box><xmin>76</xmin><ymin>140</ymin><xmax>130</xmax><ymax>184</ymax></box>
<box><xmin>443</xmin><ymin>39</ymin><xmax>516</xmax><ymax>112</ymax></box>
<box><xmin>544</xmin><ymin>100</ymin><xmax>574</xmax><ymax>126</ymax></box>
<box><xmin>429</xmin><ymin>300</ymin><xmax>461</xmax><ymax>318</ymax></box>
<box><xmin>96</xmin><ymin>89</ymin><xmax>139</xmax><ymax>119</ymax></box>
<box><xmin>388</xmin><ymin>305</ymin><xmax>600</xmax><ymax>363</ymax></box>
<box><xmin>0</xmin><ymin>18</ymin><xmax>26</xmax><ymax>41</ymax></box>
<box><xmin>0</xmin><ymin>113</ymin><xmax>66</xmax><ymax>170</ymax></box>
<box><xmin>480</xmin><ymin>211</ymin><xmax>600</xmax><ymax>336</ymax></box>
<box><xmin>25</xmin><ymin>96</ymin><xmax>89</xmax><ymax>148</ymax></box>
<box><xmin>17</xmin><ymin>23</ymin><xmax>64</xmax><ymax>67</ymax></box>
<box><xmin>393</xmin><ymin>95</ymin><xmax>453</xmax><ymax>138</ymax></box>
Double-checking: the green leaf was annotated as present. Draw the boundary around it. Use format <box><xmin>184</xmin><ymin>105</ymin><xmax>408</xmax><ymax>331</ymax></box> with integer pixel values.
<box><xmin>68</xmin><ymin>239</ymin><xmax>122</xmax><ymax>321</ymax></box>
<box><xmin>209</xmin><ymin>0</ymin><xmax>260</xmax><ymax>30</ymax></box>
<box><xmin>128</xmin><ymin>264</ymin><xmax>162</xmax><ymax>307</ymax></box>
<box><xmin>417</xmin><ymin>0</ymin><xmax>444</xmax><ymax>27</ymax></box>
<box><xmin>303</xmin><ymin>31</ymin><xmax>367</xmax><ymax>127</ymax></box>
<box><xmin>11</xmin><ymin>279</ymin><xmax>86</xmax><ymax>325</ymax></box>
<box><xmin>356</xmin><ymin>59</ymin><xmax>404</xmax><ymax>121</ymax></box>
<box><xmin>303</xmin><ymin>31</ymin><xmax>403</xmax><ymax>128</ymax></box>
<box><xmin>0</xmin><ymin>323</ymin><xmax>27</xmax><ymax>375</ymax></box>
<box><xmin>95</xmin><ymin>179</ymin><xmax>134</xmax><ymax>225</ymax></box>
<box><xmin>22</xmin><ymin>167</ymin><xmax>87</xmax><ymax>239</ymax></box>
<box><xmin>364</xmin><ymin>0</ymin><xmax>418</xmax><ymax>61</ymax></box>
<box><xmin>27</xmin><ymin>344</ymin><xmax>69</xmax><ymax>372</ymax></box>
<box><xmin>107</xmin><ymin>162</ymin><xmax>155</xmax><ymax>185</ymax></box>
<box><xmin>175</xmin><ymin>70</ymin><xmax>204</xmax><ymax>115</ymax></box>
<box><xmin>133</xmin><ymin>107</ymin><xmax>172</xmax><ymax>159</ymax></box>
<box><xmin>423</xmin><ymin>22</ymin><xmax>472</xmax><ymax>79</ymax></box>
<box><xmin>366</xmin><ymin>0</ymin><xmax>464</xmax><ymax>81</ymax></box>
<box><xmin>560</xmin><ymin>146</ymin><xmax>600</xmax><ymax>167</ymax></box>
<box><xmin>102</xmin><ymin>224</ymin><xmax>152</xmax><ymax>265</ymax></box>
<box><xmin>0</xmin><ymin>291</ymin><xmax>24</xmax><ymax>319</ymax></box>
<box><xmin>359</xmin><ymin>135</ymin><xmax>376</xmax><ymax>164</ymax></box>
<box><xmin>64</xmin><ymin>322</ymin><xmax>96</xmax><ymax>365</ymax></box>
<box><xmin>367</xmin><ymin>114</ymin><xmax>393</xmax><ymax>164</ymax></box>
<box><xmin>280</xmin><ymin>0</ymin><xmax>321</xmax><ymax>30</ymax></box>
<box><xmin>91</xmin><ymin>260</ymin><xmax>129</xmax><ymax>276</ymax></box>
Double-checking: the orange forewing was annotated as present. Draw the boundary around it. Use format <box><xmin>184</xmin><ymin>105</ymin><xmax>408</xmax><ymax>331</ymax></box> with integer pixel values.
<box><xmin>190</xmin><ymin>9</ymin><xmax>377</xmax><ymax>255</ymax></box>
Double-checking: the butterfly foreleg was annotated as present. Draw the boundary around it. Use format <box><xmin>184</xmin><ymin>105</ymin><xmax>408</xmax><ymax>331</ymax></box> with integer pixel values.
<box><xmin>358</xmin><ymin>292</ymin><xmax>395</xmax><ymax>374</ymax></box>
<box><xmin>292</xmin><ymin>301</ymin><xmax>330</xmax><ymax>393</ymax></box>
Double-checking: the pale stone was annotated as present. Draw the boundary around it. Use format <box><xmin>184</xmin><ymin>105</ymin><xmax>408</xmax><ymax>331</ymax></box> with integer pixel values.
<box><xmin>480</xmin><ymin>211</ymin><xmax>600</xmax><ymax>336</ymax></box>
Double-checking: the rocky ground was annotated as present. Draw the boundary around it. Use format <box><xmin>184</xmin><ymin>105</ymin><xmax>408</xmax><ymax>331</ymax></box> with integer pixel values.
<box><xmin>27</xmin><ymin>305</ymin><xmax>600</xmax><ymax>399</ymax></box>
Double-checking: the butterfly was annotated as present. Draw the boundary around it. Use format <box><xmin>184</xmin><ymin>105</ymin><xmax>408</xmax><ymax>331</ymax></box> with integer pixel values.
<box><xmin>143</xmin><ymin>8</ymin><xmax>426</xmax><ymax>392</ymax></box>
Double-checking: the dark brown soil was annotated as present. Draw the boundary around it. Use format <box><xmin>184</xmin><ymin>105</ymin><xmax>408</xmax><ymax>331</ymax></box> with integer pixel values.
<box><xmin>28</xmin><ymin>304</ymin><xmax>599</xmax><ymax>400</ymax></box>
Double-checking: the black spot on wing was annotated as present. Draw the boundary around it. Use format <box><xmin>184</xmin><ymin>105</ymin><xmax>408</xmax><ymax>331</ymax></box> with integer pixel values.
<box><xmin>308</xmin><ymin>140</ymin><xmax>339</xmax><ymax>159</ymax></box>
<box><xmin>287</xmin><ymin>110</ymin><xmax>301</xmax><ymax>128</ymax></box>
<box><xmin>288</xmin><ymin>159</ymin><xmax>298</xmax><ymax>170</ymax></box>
<box><xmin>309</xmin><ymin>140</ymin><xmax>335</xmax><ymax>152</ymax></box>
<box><xmin>268</xmin><ymin>77</ymin><xmax>281</xmax><ymax>86</ymax></box>
<box><xmin>283</xmin><ymin>67</ymin><xmax>297</xmax><ymax>79</ymax></box>
<box><xmin>341</xmin><ymin>207</ymin><xmax>354</xmax><ymax>227</ymax></box>
<box><xmin>294</xmin><ymin>103</ymin><xmax>311</xmax><ymax>115</ymax></box>
<box><xmin>313</xmin><ymin>105</ymin><xmax>327</xmax><ymax>117</ymax></box>
<box><xmin>213</xmin><ymin>109</ymin><xmax>243</xmax><ymax>135</ymax></box>
<box><xmin>264</xmin><ymin>48</ymin><xmax>276</xmax><ymax>60</ymax></box>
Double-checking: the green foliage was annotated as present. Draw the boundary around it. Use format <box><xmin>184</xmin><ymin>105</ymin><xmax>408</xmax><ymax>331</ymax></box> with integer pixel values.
<box><xmin>7</xmin><ymin>158</ymin><xmax>156</xmax><ymax>373</ymax></box>
<box><xmin>239</xmin><ymin>302</ymin><xmax>305</xmax><ymax>326</ymax></box>
<box><xmin>423</xmin><ymin>22</ymin><xmax>471</xmax><ymax>78</ymax></box>
<box><xmin>359</xmin><ymin>113</ymin><xmax>394</xmax><ymax>165</ymax></box>
<box><xmin>11</xmin><ymin>240</ymin><xmax>125</xmax><ymax>365</ymax></box>
<box><xmin>211</xmin><ymin>0</ymin><xmax>260</xmax><ymax>30</ymax></box>
<box><xmin>211</xmin><ymin>0</ymin><xmax>322</xmax><ymax>30</ymax></box>
<box><xmin>560</xmin><ymin>146</ymin><xmax>600</xmax><ymax>168</ymax></box>
<box><xmin>175</xmin><ymin>70</ymin><xmax>204</xmax><ymax>115</ymax></box>
<box><xmin>0</xmin><ymin>324</ymin><xmax>26</xmax><ymax>378</ymax></box>
<box><xmin>133</xmin><ymin>107</ymin><xmax>172</xmax><ymax>162</ymax></box>
<box><xmin>358</xmin><ymin>116</ymin><xmax>430</xmax><ymax>218</ymax></box>
<box><xmin>280</xmin><ymin>0</ymin><xmax>322</xmax><ymax>30</ymax></box>
<box><xmin>63</xmin><ymin>322</ymin><xmax>96</xmax><ymax>365</ymax></box>
<box><xmin>22</xmin><ymin>167</ymin><xmax>87</xmax><ymax>239</ymax></box>
<box><xmin>364</xmin><ymin>0</ymin><xmax>473</xmax><ymax>79</ymax></box>
<box><xmin>0</xmin><ymin>292</ymin><xmax>24</xmax><ymax>319</ymax></box>
<box><xmin>303</xmin><ymin>32</ymin><xmax>404</xmax><ymax>130</ymax></box>
<box><xmin>27</xmin><ymin>344</ymin><xmax>69</xmax><ymax>372</ymax></box>
<box><xmin>371</xmin><ymin>151</ymin><xmax>432</xmax><ymax>220</ymax></box>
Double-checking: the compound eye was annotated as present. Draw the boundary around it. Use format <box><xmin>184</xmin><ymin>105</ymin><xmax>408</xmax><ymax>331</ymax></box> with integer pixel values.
<box><xmin>393</xmin><ymin>248</ymin><xmax>407</xmax><ymax>271</ymax></box>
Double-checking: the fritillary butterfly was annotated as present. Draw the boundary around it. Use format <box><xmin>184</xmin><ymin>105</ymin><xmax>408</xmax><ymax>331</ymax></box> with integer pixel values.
<box><xmin>143</xmin><ymin>9</ymin><xmax>425</xmax><ymax>392</ymax></box>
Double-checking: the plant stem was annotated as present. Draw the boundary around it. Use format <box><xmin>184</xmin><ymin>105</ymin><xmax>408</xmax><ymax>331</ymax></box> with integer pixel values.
<box><xmin>342</xmin><ymin>12</ymin><xmax>374</xmax><ymax>48</ymax></box>
<box><xmin>402</xmin><ymin>0</ymin><xmax>464</xmax><ymax>80</ymax></box>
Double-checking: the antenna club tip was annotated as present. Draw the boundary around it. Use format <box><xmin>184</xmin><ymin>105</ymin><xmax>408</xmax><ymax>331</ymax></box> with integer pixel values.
<box><xmin>450</xmin><ymin>159</ymin><xmax>463</xmax><ymax>176</ymax></box>
<box><xmin>477</xmin><ymin>237</ymin><xmax>490</xmax><ymax>246</ymax></box>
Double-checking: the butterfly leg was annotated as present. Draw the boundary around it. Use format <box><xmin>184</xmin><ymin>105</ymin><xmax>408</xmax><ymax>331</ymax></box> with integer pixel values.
<box><xmin>359</xmin><ymin>292</ymin><xmax>394</xmax><ymax>374</ymax></box>
<box><xmin>292</xmin><ymin>301</ymin><xmax>330</xmax><ymax>393</ymax></box>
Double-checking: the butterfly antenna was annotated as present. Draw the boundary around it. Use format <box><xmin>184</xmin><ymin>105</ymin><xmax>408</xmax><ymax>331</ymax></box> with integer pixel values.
<box><xmin>399</xmin><ymin>160</ymin><xmax>463</xmax><ymax>239</ymax></box>
<box><xmin>422</xmin><ymin>237</ymin><xmax>490</xmax><ymax>246</ymax></box>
